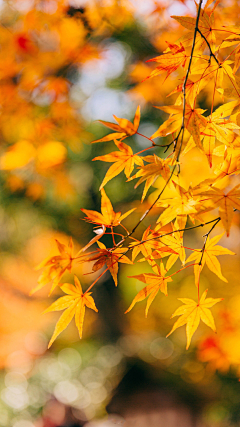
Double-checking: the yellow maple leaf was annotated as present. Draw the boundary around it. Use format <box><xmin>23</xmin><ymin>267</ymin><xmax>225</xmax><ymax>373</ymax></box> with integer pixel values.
<box><xmin>93</xmin><ymin>139</ymin><xmax>143</xmax><ymax>189</ymax></box>
<box><xmin>167</xmin><ymin>289</ymin><xmax>223</xmax><ymax>349</ymax></box>
<box><xmin>125</xmin><ymin>263</ymin><xmax>172</xmax><ymax>317</ymax></box>
<box><xmin>196</xmin><ymin>185</ymin><xmax>240</xmax><ymax>235</ymax></box>
<box><xmin>44</xmin><ymin>275</ymin><xmax>98</xmax><ymax>348</ymax></box>
<box><xmin>33</xmin><ymin>237</ymin><xmax>75</xmax><ymax>295</ymax></box>
<box><xmin>156</xmin><ymin>183</ymin><xmax>201</xmax><ymax>227</ymax></box>
<box><xmin>128</xmin><ymin>154</ymin><xmax>173</xmax><ymax>201</ymax></box>
<box><xmin>130</xmin><ymin>225</ymin><xmax>177</xmax><ymax>265</ymax></box>
<box><xmin>186</xmin><ymin>234</ymin><xmax>235</xmax><ymax>284</ymax></box>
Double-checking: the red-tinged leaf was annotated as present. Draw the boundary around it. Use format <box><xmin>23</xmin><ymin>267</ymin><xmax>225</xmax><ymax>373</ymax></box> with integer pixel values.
<box><xmin>81</xmin><ymin>242</ymin><xmax>132</xmax><ymax>286</ymax></box>
<box><xmin>144</xmin><ymin>42</ymin><xmax>188</xmax><ymax>82</ymax></box>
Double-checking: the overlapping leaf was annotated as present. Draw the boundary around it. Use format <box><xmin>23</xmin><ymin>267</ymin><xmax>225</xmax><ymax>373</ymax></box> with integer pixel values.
<box><xmin>172</xmin><ymin>9</ymin><xmax>217</xmax><ymax>52</ymax></box>
<box><xmin>151</xmin><ymin>105</ymin><xmax>207</xmax><ymax>151</ymax></box>
<box><xmin>125</xmin><ymin>263</ymin><xmax>172</xmax><ymax>316</ymax></box>
<box><xmin>33</xmin><ymin>238</ymin><xmax>75</xmax><ymax>295</ymax></box>
<box><xmin>156</xmin><ymin>184</ymin><xmax>201</xmax><ymax>227</ymax></box>
<box><xmin>93</xmin><ymin>139</ymin><xmax>144</xmax><ymax>189</ymax></box>
<box><xmin>195</xmin><ymin>185</ymin><xmax>240</xmax><ymax>235</ymax></box>
<box><xmin>129</xmin><ymin>154</ymin><xmax>174</xmax><ymax>201</ymax></box>
<box><xmin>130</xmin><ymin>225</ymin><xmax>177</xmax><ymax>265</ymax></box>
<box><xmin>82</xmin><ymin>241</ymin><xmax>132</xmax><ymax>286</ymax></box>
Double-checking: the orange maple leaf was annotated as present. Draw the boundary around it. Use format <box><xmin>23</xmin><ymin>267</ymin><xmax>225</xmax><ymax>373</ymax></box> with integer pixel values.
<box><xmin>93</xmin><ymin>139</ymin><xmax>144</xmax><ymax>189</ymax></box>
<box><xmin>151</xmin><ymin>105</ymin><xmax>207</xmax><ymax>152</ymax></box>
<box><xmin>82</xmin><ymin>241</ymin><xmax>132</xmax><ymax>286</ymax></box>
<box><xmin>130</xmin><ymin>225</ymin><xmax>177</xmax><ymax>265</ymax></box>
<box><xmin>172</xmin><ymin>9</ymin><xmax>217</xmax><ymax>53</ymax></box>
<box><xmin>144</xmin><ymin>41</ymin><xmax>188</xmax><ymax>82</ymax></box>
<box><xmin>91</xmin><ymin>105</ymin><xmax>141</xmax><ymax>143</ymax></box>
<box><xmin>81</xmin><ymin>188</ymin><xmax>135</xmax><ymax>228</ymax></box>
<box><xmin>128</xmin><ymin>154</ymin><xmax>174</xmax><ymax>201</ymax></box>
<box><xmin>125</xmin><ymin>263</ymin><xmax>172</xmax><ymax>316</ymax></box>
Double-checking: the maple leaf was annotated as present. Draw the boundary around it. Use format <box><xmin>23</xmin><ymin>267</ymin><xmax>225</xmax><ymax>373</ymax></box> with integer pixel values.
<box><xmin>168</xmin><ymin>76</ymin><xmax>210</xmax><ymax>109</ymax></box>
<box><xmin>153</xmin><ymin>220</ymin><xmax>186</xmax><ymax>270</ymax></box>
<box><xmin>44</xmin><ymin>276</ymin><xmax>98</xmax><ymax>348</ymax></box>
<box><xmin>186</xmin><ymin>234</ymin><xmax>235</xmax><ymax>284</ymax></box>
<box><xmin>144</xmin><ymin>41</ymin><xmax>188</xmax><ymax>82</ymax></box>
<box><xmin>167</xmin><ymin>289</ymin><xmax>223</xmax><ymax>349</ymax></box>
<box><xmin>213</xmin><ymin>153</ymin><xmax>240</xmax><ymax>181</ymax></box>
<box><xmin>156</xmin><ymin>183</ymin><xmax>201</xmax><ymax>227</ymax></box>
<box><xmin>200</xmin><ymin>103</ymin><xmax>240</xmax><ymax>166</ymax></box>
<box><xmin>129</xmin><ymin>225</ymin><xmax>177</xmax><ymax>265</ymax></box>
<box><xmin>33</xmin><ymin>238</ymin><xmax>75</xmax><ymax>295</ymax></box>
<box><xmin>172</xmin><ymin>9</ymin><xmax>217</xmax><ymax>53</ymax></box>
<box><xmin>190</xmin><ymin>58</ymin><xmax>236</xmax><ymax>98</ymax></box>
<box><xmin>83</xmin><ymin>241</ymin><xmax>132</xmax><ymax>286</ymax></box>
<box><xmin>128</xmin><ymin>154</ymin><xmax>174</xmax><ymax>201</ymax></box>
<box><xmin>91</xmin><ymin>105</ymin><xmax>141</xmax><ymax>143</ymax></box>
<box><xmin>151</xmin><ymin>105</ymin><xmax>207</xmax><ymax>151</ymax></box>
<box><xmin>125</xmin><ymin>263</ymin><xmax>172</xmax><ymax>316</ymax></box>
<box><xmin>81</xmin><ymin>188</ymin><xmax>135</xmax><ymax>228</ymax></box>
<box><xmin>196</xmin><ymin>185</ymin><xmax>240</xmax><ymax>235</ymax></box>
<box><xmin>93</xmin><ymin>139</ymin><xmax>144</xmax><ymax>189</ymax></box>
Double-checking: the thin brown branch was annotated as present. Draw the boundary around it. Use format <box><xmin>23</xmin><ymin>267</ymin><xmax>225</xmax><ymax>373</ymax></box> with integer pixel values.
<box><xmin>198</xmin><ymin>217</ymin><xmax>221</xmax><ymax>267</ymax></box>
<box><xmin>113</xmin><ymin>0</ymin><xmax>204</xmax><ymax>249</ymax></box>
<box><xmin>197</xmin><ymin>28</ymin><xmax>219</xmax><ymax>65</ymax></box>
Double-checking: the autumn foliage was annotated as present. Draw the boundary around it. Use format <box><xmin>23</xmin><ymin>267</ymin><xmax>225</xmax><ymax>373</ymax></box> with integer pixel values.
<box><xmin>2</xmin><ymin>0</ymin><xmax>240</xmax><ymax>364</ymax></box>
<box><xmin>29</xmin><ymin>0</ymin><xmax>240</xmax><ymax>352</ymax></box>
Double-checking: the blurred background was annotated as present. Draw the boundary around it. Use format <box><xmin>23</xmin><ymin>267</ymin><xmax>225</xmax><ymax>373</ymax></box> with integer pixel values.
<box><xmin>0</xmin><ymin>0</ymin><xmax>240</xmax><ymax>426</ymax></box>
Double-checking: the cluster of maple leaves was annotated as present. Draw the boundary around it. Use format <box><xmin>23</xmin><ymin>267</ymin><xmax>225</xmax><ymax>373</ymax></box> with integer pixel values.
<box><xmin>34</xmin><ymin>0</ymin><xmax>240</xmax><ymax>350</ymax></box>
